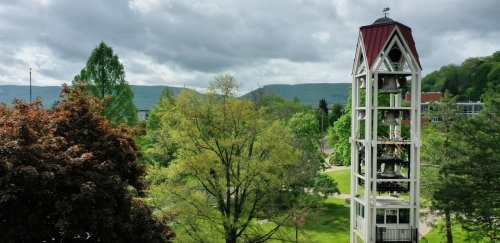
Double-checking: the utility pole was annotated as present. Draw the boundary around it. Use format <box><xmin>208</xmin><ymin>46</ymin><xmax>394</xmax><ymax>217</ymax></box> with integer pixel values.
<box><xmin>321</xmin><ymin>113</ymin><xmax>324</xmax><ymax>134</ymax></box>
<box><xmin>295</xmin><ymin>214</ymin><xmax>298</xmax><ymax>243</ymax></box>
<box><xmin>29</xmin><ymin>68</ymin><xmax>32</xmax><ymax>104</ymax></box>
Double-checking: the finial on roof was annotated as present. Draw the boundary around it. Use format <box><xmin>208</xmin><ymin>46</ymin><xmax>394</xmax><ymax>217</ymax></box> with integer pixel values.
<box><xmin>373</xmin><ymin>7</ymin><xmax>394</xmax><ymax>24</ymax></box>
<box><xmin>383</xmin><ymin>7</ymin><xmax>390</xmax><ymax>17</ymax></box>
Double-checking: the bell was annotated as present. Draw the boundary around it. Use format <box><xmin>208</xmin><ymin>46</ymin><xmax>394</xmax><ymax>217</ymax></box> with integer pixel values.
<box><xmin>388</xmin><ymin>47</ymin><xmax>403</xmax><ymax>63</ymax></box>
<box><xmin>388</xmin><ymin>47</ymin><xmax>404</xmax><ymax>71</ymax></box>
<box><xmin>378</xmin><ymin>76</ymin><xmax>399</xmax><ymax>93</ymax></box>
<box><xmin>382</xmin><ymin>110</ymin><xmax>399</xmax><ymax>126</ymax></box>
<box><xmin>359</xmin><ymin>78</ymin><xmax>366</xmax><ymax>89</ymax></box>
<box><xmin>382</xmin><ymin>144</ymin><xmax>398</xmax><ymax>158</ymax></box>
<box><xmin>357</xmin><ymin>110</ymin><xmax>366</xmax><ymax>120</ymax></box>
<box><xmin>397</xmin><ymin>77</ymin><xmax>408</xmax><ymax>89</ymax></box>
<box><xmin>381</xmin><ymin>163</ymin><xmax>396</xmax><ymax>177</ymax></box>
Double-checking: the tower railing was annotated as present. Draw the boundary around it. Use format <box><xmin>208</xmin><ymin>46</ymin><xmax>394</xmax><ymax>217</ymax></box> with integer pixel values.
<box><xmin>375</xmin><ymin>226</ymin><xmax>418</xmax><ymax>243</ymax></box>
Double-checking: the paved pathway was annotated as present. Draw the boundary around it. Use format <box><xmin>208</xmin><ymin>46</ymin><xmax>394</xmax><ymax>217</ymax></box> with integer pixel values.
<box><xmin>332</xmin><ymin>193</ymin><xmax>351</xmax><ymax>200</ymax></box>
<box><xmin>324</xmin><ymin>165</ymin><xmax>349</xmax><ymax>172</ymax></box>
<box><xmin>321</xmin><ymin>137</ymin><xmax>350</xmax><ymax>172</ymax></box>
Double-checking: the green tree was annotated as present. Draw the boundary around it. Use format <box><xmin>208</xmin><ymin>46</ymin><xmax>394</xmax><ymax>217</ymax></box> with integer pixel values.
<box><xmin>313</xmin><ymin>174</ymin><xmax>340</xmax><ymax>198</ymax></box>
<box><xmin>0</xmin><ymin>86</ymin><xmax>173</xmax><ymax>242</ymax></box>
<box><xmin>248</xmin><ymin>91</ymin><xmax>312</xmax><ymax>122</ymax></box>
<box><xmin>150</xmin><ymin>75</ymin><xmax>307</xmax><ymax>243</ymax></box>
<box><xmin>319</xmin><ymin>98</ymin><xmax>328</xmax><ymax>115</ymax></box>
<box><xmin>327</xmin><ymin>96</ymin><xmax>351</xmax><ymax>166</ymax></box>
<box><xmin>421</xmin><ymin>92</ymin><xmax>462</xmax><ymax>243</ymax></box>
<box><xmin>327</xmin><ymin>91</ymin><xmax>391</xmax><ymax>166</ymax></box>
<box><xmin>329</xmin><ymin>104</ymin><xmax>343</xmax><ymax>126</ymax></box>
<box><xmin>422</xmin><ymin>87</ymin><xmax>500</xmax><ymax>242</ymax></box>
<box><xmin>286</xmin><ymin>112</ymin><xmax>338</xmax><ymax>197</ymax></box>
<box><xmin>318</xmin><ymin>98</ymin><xmax>329</xmax><ymax>133</ymax></box>
<box><xmin>138</xmin><ymin>87</ymin><xmax>178</xmax><ymax>166</ymax></box>
<box><xmin>433</xmin><ymin>85</ymin><xmax>500</xmax><ymax>241</ymax></box>
<box><xmin>422</xmin><ymin>51</ymin><xmax>500</xmax><ymax>101</ymax></box>
<box><xmin>74</xmin><ymin>42</ymin><xmax>138</xmax><ymax>126</ymax></box>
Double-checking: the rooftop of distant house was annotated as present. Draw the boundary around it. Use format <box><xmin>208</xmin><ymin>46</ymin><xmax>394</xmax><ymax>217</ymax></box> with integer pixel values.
<box><xmin>405</xmin><ymin>92</ymin><xmax>443</xmax><ymax>103</ymax></box>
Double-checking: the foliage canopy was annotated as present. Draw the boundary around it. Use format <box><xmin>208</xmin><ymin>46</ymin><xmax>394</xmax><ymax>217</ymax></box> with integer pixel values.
<box><xmin>0</xmin><ymin>86</ymin><xmax>173</xmax><ymax>242</ymax></box>
<box><xmin>422</xmin><ymin>86</ymin><xmax>500</xmax><ymax>241</ymax></box>
<box><xmin>422</xmin><ymin>51</ymin><xmax>500</xmax><ymax>101</ymax></box>
<box><xmin>146</xmin><ymin>75</ymin><xmax>337</xmax><ymax>243</ymax></box>
<box><xmin>74</xmin><ymin>42</ymin><xmax>138</xmax><ymax>126</ymax></box>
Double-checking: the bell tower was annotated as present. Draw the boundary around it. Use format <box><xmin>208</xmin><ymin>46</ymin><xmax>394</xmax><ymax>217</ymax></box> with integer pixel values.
<box><xmin>350</xmin><ymin>14</ymin><xmax>422</xmax><ymax>243</ymax></box>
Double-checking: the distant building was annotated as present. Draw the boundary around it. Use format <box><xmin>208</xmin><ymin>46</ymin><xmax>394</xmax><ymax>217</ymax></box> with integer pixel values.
<box><xmin>138</xmin><ymin>109</ymin><xmax>150</xmax><ymax>122</ymax></box>
<box><xmin>405</xmin><ymin>92</ymin><xmax>483</xmax><ymax>122</ymax></box>
<box><xmin>455</xmin><ymin>101</ymin><xmax>484</xmax><ymax>118</ymax></box>
<box><xmin>405</xmin><ymin>91</ymin><xmax>442</xmax><ymax>103</ymax></box>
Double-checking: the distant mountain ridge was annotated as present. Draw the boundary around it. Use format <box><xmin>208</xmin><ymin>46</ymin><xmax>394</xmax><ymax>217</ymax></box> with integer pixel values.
<box><xmin>0</xmin><ymin>83</ymin><xmax>351</xmax><ymax>110</ymax></box>
<box><xmin>242</xmin><ymin>83</ymin><xmax>350</xmax><ymax>105</ymax></box>
<box><xmin>0</xmin><ymin>85</ymin><xmax>185</xmax><ymax>110</ymax></box>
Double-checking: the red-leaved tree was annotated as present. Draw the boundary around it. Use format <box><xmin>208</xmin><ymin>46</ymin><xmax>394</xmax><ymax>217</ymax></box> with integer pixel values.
<box><xmin>0</xmin><ymin>85</ymin><xmax>174</xmax><ymax>242</ymax></box>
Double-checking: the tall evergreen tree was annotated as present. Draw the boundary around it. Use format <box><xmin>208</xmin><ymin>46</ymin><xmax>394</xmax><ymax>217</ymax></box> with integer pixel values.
<box><xmin>329</xmin><ymin>104</ymin><xmax>343</xmax><ymax>126</ymax></box>
<box><xmin>421</xmin><ymin>92</ymin><xmax>462</xmax><ymax>243</ymax></box>
<box><xmin>319</xmin><ymin>98</ymin><xmax>328</xmax><ymax>115</ymax></box>
<box><xmin>74</xmin><ymin>42</ymin><xmax>138</xmax><ymax>126</ymax></box>
<box><xmin>318</xmin><ymin>98</ymin><xmax>329</xmax><ymax>133</ymax></box>
<box><xmin>436</xmin><ymin>85</ymin><xmax>499</xmax><ymax>241</ymax></box>
<box><xmin>422</xmin><ymin>87</ymin><xmax>500</xmax><ymax>242</ymax></box>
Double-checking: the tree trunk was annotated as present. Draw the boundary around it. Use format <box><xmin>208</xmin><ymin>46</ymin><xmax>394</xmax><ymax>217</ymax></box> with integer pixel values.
<box><xmin>445</xmin><ymin>208</ymin><xmax>453</xmax><ymax>243</ymax></box>
<box><xmin>225</xmin><ymin>228</ymin><xmax>237</xmax><ymax>243</ymax></box>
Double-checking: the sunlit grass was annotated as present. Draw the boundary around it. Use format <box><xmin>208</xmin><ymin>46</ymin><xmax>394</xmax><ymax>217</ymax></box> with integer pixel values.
<box><xmin>267</xmin><ymin>198</ymin><xmax>350</xmax><ymax>243</ymax></box>
<box><xmin>424</xmin><ymin>219</ymin><xmax>489</xmax><ymax>243</ymax></box>
<box><xmin>326</xmin><ymin>168</ymin><xmax>351</xmax><ymax>194</ymax></box>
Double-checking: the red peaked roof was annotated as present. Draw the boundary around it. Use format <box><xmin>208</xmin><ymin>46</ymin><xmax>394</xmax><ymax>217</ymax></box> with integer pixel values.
<box><xmin>360</xmin><ymin>20</ymin><xmax>421</xmax><ymax>70</ymax></box>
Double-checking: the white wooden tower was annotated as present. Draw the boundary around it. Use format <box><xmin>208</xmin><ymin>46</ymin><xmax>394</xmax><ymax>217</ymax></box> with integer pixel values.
<box><xmin>349</xmin><ymin>15</ymin><xmax>422</xmax><ymax>243</ymax></box>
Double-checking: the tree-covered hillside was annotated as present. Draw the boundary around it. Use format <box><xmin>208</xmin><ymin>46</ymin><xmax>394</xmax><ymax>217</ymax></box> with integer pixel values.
<box><xmin>0</xmin><ymin>85</ymin><xmax>185</xmax><ymax>110</ymax></box>
<box><xmin>422</xmin><ymin>51</ymin><xmax>500</xmax><ymax>101</ymax></box>
<box><xmin>1</xmin><ymin>83</ymin><xmax>351</xmax><ymax>109</ymax></box>
<box><xmin>242</xmin><ymin>83</ymin><xmax>350</xmax><ymax>105</ymax></box>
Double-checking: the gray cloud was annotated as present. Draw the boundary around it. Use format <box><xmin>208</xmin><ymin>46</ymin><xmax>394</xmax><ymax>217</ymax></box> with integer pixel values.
<box><xmin>0</xmin><ymin>0</ymin><xmax>499</xmax><ymax>92</ymax></box>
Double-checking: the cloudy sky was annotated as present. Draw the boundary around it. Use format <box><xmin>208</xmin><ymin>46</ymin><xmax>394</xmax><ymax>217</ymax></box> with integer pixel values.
<box><xmin>1</xmin><ymin>0</ymin><xmax>499</xmax><ymax>93</ymax></box>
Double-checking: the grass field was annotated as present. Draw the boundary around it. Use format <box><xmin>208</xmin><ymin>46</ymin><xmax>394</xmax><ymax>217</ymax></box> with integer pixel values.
<box><xmin>326</xmin><ymin>169</ymin><xmax>351</xmax><ymax>194</ymax></box>
<box><xmin>265</xmin><ymin>169</ymin><xmax>351</xmax><ymax>242</ymax></box>
<box><xmin>300</xmin><ymin>198</ymin><xmax>350</xmax><ymax>242</ymax></box>
<box><xmin>269</xmin><ymin>198</ymin><xmax>350</xmax><ymax>243</ymax></box>
<box><xmin>174</xmin><ymin>167</ymin><xmax>478</xmax><ymax>243</ymax></box>
<box><xmin>423</xmin><ymin>219</ymin><xmax>489</xmax><ymax>243</ymax></box>
<box><xmin>272</xmin><ymin>169</ymin><xmax>352</xmax><ymax>242</ymax></box>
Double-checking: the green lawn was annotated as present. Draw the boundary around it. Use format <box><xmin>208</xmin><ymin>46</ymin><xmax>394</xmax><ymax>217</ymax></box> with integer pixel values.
<box><xmin>424</xmin><ymin>219</ymin><xmax>489</xmax><ymax>243</ymax></box>
<box><xmin>165</xmin><ymin>164</ymin><xmax>483</xmax><ymax>243</ymax></box>
<box><xmin>269</xmin><ymin>198</ymin><xmax>350</xmax><ymax>243</ymax></box>
<box><xmin>302</xmin><ymin>198</ymin><xmax>350</xmax><ymax>242</ymax></box>
<box><xmin>326</xmin><ymin>169</ymin><xmax>351</xmax><ymax>194</ymax></box>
